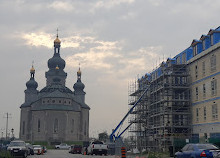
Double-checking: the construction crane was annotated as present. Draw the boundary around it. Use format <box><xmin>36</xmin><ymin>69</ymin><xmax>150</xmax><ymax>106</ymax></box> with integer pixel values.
<box><xmin>110</xmin><ymin>86</ymin><xmax>149</xmax><ymax>142</ymax></box>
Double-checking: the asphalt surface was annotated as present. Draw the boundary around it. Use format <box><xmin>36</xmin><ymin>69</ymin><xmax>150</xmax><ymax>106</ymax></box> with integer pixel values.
<box><xmin>28</xmin><ymin>149</ymin><xmax>116</xmax><ymax>158</ymax></box>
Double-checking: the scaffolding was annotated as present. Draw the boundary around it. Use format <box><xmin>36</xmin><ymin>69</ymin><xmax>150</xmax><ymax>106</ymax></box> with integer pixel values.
<box><xmin>128</xmin><ymin>60</ymin><xmax>191</xmax><ymax>152</ymax></box>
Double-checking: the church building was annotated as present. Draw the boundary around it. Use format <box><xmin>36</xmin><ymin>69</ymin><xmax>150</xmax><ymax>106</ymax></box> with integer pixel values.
<box><xmin>19</xmin><ymin>34</ymin><xmax>90</xmax><ymax>144</ymax></box>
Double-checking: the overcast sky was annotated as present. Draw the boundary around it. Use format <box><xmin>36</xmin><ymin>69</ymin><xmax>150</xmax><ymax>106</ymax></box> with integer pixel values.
<box><xmin>0</xmin><ymin>0</ymin><xmax>220</xmax><ymax>138</ymax></box>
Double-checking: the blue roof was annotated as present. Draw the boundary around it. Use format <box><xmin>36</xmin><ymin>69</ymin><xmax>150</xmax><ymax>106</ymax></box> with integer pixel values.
<box><xmin>138</xmin><ymin>26</ymin><xmax>220</xmax><ymax>82</ymax></box>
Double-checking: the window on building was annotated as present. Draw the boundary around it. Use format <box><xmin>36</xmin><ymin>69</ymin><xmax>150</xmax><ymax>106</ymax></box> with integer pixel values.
<box><xmin>176</xmin><ymin>56</ymin><xmax>180</xmax><ymax>64</ymax></box>
<box><xmin>211</xmin><ymin>34</ymin><xmax>214</xmax><ymax>45</ymax></box>
<box><xmin>182</xmin><ymin>53</ymin><xmax>186</xmax><ymax>64</ymax></box>
<box><xmin>203</xmin><ymin>84</ymin><xmax>206</xmax><ymax>98</ymax></box>
<box><xmin>202</xmin><ymin>40</ymin><xmax>206</xmax><ymax>50</ymax></box>
<box><xmin>196</xmin><ymin>87</ymin><xmax>199</xmax><ymax>101</ymax></box>
<box><xmin>211</xmin><ymin>79</ymin><xmax>217</xmax><ymax>96</ymax></box>
<box><xmin>54</xmin><ymin>118</ymin><xmax>58</xmax><ymax>133</ymax></box>
<box><xmin>180</xmin><ymin>115</ymin><xmax>184</xmax><ymax>125</ymax></box>
<box><xmin>202</xmin><ymin>61</ymin><xmax>205</xmax><ymax>76</ymax></box>
<box><xmin>204</xmin><ymin>107</ymin><xmax>206</xmax><ymax>121</ymax></box>
<box><xmin>38</xmin><ymin>119</ymin><xmax>40</xmax><ymax>132</ymax></box>
<box><xmin>210</xmin><ymin>54</ymin><xmax>216</xmax><ymax>72</ymax></box>
<box><xmin>212</xmin><ymin>104</ymin><xmax>218</xmax><ymax>120</ymax></box>
<box><xmin>71</xmin><ymin>119</ymin><xmax>74</xmax><ymax>133</ymax></box>
<box><xmin>22</xmin><ymin>121</ymin><xmax>25</xmax><ymax>135</ymax></box>
<box><xmin>80</xmin><ymin>114</ymin><xmax>83</xmax><ymax>132</ymax></box>
<box><xmin>195</xmin><ymin>65</ymin><xmax>198</xmax><ymax>79</ymax></box>
<box><xmin>193</xmin><ymin>45</ymin><xmax>198</xmax><ymax>56</ymax></box>
<box><xmin>204</xmin><ymin>133</ymin><xmax>208</xmax><ymax>139</ymax></box>
<box><xmin>196</xmin><ymin>108</ymin><xmax>199</xmax><ymax>122</ymax></box>
<box><xmin>52</xmin><ymin>100</ymin><xmax>55</xmax><ymax>103</ymax></box>
<box><xmin>84</xmin><ymin>122</ymin><xmax>86</xmax><ymax>135</ymax></box>
<box><xmin>189</xmin><ymin>90</ymin><xmax>191</xmax><ymax>100</ymax></box>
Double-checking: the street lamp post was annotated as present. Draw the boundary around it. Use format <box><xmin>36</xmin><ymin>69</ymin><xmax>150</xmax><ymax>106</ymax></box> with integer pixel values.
<box><xmin>11</xmin><ymin>128</ymin><xmax>14</xmax><ymax>140</ymax></box>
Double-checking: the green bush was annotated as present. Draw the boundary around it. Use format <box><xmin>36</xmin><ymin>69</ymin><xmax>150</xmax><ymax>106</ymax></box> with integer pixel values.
<box><xmin>0</xmin><ymin>151</ymin><xmax>12</xmax><ymax>158</ymax></box>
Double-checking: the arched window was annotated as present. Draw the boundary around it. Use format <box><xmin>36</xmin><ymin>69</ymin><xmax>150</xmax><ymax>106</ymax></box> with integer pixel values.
<box><xmin>22</xmin><ymin>121</ymin><xmax>25</xmax><ymax>135</ymax></box>
<box><xmin>71</xmin><ymin>119</ymin><xmax>74</xmax><ymax>133</ymax></box>
<box><xmin>84</xmin><ymin>121</ymin><xmax>86</xmax><ymax>135</ymax></box>
<box><xmin>210</xmin><ymin>54</ymin><xmax>216</xmax><ymax>72</ymax></box>
<box><xmin>54</xmin><ymin>118</ymin><xmax>58</xmax><ymax>133</ymax></box>
<box><xmin>80</xmin><ymin>113</ymin><xmax>83</xmax><ymax>132</ymax></box>
<box><xmin>38</xmin><ymin>119</ymin><xmax>40</xmax><ymax>132</ymax></box>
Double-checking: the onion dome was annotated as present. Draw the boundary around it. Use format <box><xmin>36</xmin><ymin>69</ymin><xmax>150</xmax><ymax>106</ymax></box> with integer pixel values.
<box><xmin>54</xmin><ymin>36</ymin><xmax>61</xmax><ymax>45</ymax></box>
<box><xmin>26</xmin><ymin>78</ymin><xmax>38</xmax><ymax>89</ymax></box>
<box><xmin>26</xmin><ymin>65</ymin><xmax>38</xmax><ymax>89</ymax></box>
<box><xmin>48</xmin><ymin>56</ymin><xmax>65</xmax><ymax>70</ymax></box>
<box><xmin>73</xmin><ymin>80</ymin><xmax>85</xmax><ymax>90</ymax></box>
<box><xmin>47</xmin><ymin>34</ymin><xmax>65</xmax><ymax>70</ymax></box>
<box><xmin>73</xmin><ymin>67</ymin><xmax>85</xmax><ymax>91</ymax></box>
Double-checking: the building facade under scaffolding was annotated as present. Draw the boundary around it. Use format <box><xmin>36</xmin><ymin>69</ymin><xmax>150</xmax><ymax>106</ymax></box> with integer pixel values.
<box><xmin>128</xmin><ymin>26</ymin><xmax>220</xmax><ymax>152</ymax></box>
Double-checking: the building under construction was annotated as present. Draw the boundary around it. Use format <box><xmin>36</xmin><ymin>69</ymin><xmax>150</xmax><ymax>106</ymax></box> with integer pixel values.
<box><xmin>128</xmin><ymin>59</ymin><xmax>191</xmax><ymax>152</ymax></box>
<box><xmin>128</xmin><ymin>26</ymin><xmax>220</xmax><ymax>152</ymax></box>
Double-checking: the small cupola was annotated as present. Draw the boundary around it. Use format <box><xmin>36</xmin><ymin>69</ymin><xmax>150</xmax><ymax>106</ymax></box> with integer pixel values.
<box><xmin>26</xmin><ymin>65</ymin><xmax>38</xmax><ymax>89</ymax></box>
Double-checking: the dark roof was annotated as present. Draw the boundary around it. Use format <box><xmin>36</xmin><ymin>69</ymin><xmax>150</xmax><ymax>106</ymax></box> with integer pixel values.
<box><xmin>79</xmin><ymin>102</ymin><xmax>90</xmax><ymax>110</ymax></box>
<box><xmin>40</xmin><ymin>83</ymin><xmax>73</xmax><ymax>94</ymax></box>
<box><xmin>21</xmin><ymin>78</ymin><xmax>90</xmax><ymax>110</ymax></box>
<box><xmin>41</xmin><ymin>89</ymin><xmax>73</xmax><ymax>99</ymax></box>
<box><xmin>20</xmin><ymin>102</ymin><xmax>31</xmax><ymax>108</ymax></box>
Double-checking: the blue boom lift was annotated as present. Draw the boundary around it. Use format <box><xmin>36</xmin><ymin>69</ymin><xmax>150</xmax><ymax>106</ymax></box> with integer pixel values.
<box><xmin>110</xmin><ymin>87</ymin><xmax>149</xmax><ymax>142</ymax></box>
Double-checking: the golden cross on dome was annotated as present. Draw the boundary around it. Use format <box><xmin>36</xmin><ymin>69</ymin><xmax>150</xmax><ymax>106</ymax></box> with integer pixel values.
<box><xmin>79</xmin><ymin>63</ymin><xmax>81</xmax><ymax>70</ymax></box>
<box><xmin>56</xmin><ymin>28</ymin><xmax>59</xmax><ymax>37</ymax></box>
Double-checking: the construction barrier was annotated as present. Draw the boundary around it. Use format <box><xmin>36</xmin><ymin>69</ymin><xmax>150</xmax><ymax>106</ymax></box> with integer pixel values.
<box><xmin>121</xmin><ymin>147</ymin><xmax>126</xmax><ymax>158</ymax></box>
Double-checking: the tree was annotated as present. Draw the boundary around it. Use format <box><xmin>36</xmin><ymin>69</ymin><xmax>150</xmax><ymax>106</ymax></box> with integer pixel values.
<box><xmin>98</xmin><ymin>131</ymin><xmax>108</xmax><ymax>142</ymax></box>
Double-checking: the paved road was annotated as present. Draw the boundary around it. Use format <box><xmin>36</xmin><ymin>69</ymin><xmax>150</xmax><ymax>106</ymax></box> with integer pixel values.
<box><xmin>28</xmin><ymin>149</ymin><xmax>116</xmax><ymax>158</ymax></box>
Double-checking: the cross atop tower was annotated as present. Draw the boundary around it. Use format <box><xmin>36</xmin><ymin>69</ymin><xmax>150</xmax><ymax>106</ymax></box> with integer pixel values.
<box><xmin>56</xmin><ymin>28</ymin><xmax>59</xmax><ymax>37</ymax></box>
